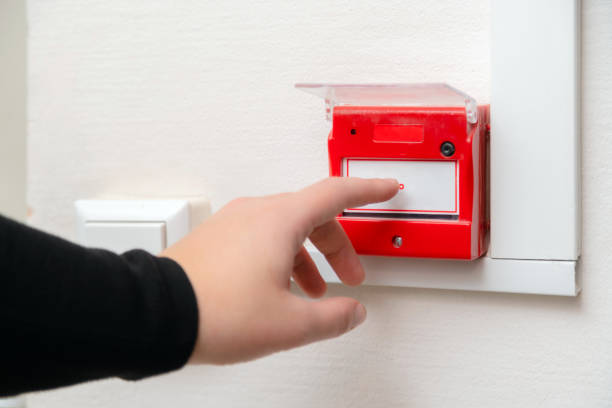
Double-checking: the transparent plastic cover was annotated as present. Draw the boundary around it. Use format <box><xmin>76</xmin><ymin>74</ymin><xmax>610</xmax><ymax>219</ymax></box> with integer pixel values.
<box><xmin>295</xmin><ymin>83</ymin><xmax>478</xmax><ymax>123</ymax></box>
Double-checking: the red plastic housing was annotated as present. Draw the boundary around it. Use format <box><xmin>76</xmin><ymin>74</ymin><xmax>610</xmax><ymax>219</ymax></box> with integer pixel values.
<box><xmin>329</xmin><ymin>105</ymin><xmax>490</xmax><ymax>260</ymax></box>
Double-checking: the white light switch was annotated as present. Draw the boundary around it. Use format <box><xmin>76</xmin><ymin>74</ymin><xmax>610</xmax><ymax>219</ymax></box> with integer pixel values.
<box><xmin>83</xmin><ymin>221</ymin><xmax>166</xmax><ymax>254</ymax></box>
<box><xmin>75</xmin><ymin>200</ymin><xmax>193</xmax><ymax>254</ymax></box>
<box><xmin>342</xmin><ymin>159</ymin><xmax>457</xmax><ymax>214</ymax></box>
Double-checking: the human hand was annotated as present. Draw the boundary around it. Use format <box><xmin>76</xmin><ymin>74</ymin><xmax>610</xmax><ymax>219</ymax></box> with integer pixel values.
<box><xmin>161</xmin><ymin>177</ymin><xmax>399</xmax><ymax>364</ymax></box>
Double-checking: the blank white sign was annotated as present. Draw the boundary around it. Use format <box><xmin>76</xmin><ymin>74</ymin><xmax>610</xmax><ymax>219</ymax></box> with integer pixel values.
<box><xmin>343</xmin><ymin>159</ymin><xmax>457</xmax><ymax>214</ymax></box>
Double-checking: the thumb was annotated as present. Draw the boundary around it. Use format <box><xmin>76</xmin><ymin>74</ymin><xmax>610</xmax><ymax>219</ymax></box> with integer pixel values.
<box><xmin>293</xmin><ymin>297</ymin><xmax>367</xmax><ymax>346</ymax></box>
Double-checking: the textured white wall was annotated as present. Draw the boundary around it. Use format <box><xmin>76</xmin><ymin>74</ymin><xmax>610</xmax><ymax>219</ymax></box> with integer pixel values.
<box><xmin>25</xmin><ymin>0</ymin><xmax>612</xmax><ymax>407</ymax></box>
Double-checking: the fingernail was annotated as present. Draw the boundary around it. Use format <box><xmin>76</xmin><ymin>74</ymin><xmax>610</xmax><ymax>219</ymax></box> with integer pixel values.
<box><xmin>351</xmin><ymin>304</ymin><xmax>367</xmax><ymax>329</ymax></box>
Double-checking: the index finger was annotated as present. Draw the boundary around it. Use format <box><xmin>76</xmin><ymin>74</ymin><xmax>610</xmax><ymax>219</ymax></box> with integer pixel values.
<box><xmin>295</xmin><ymin>177</ymin><xmax>399</xmax><ymax>232</ymax></box>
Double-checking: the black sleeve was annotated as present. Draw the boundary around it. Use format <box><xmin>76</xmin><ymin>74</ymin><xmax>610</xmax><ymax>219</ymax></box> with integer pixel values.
<box><xmin>0</xmin><ymin>214</ymin><xmax>199</xmax><ymax>396</ymax></box>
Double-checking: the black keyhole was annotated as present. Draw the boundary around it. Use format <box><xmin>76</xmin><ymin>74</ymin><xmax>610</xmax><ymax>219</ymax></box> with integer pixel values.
<box><xmin>440</xmin><ymin>141</ymin><xmax>455</xmax><ymax>157</ymax></box>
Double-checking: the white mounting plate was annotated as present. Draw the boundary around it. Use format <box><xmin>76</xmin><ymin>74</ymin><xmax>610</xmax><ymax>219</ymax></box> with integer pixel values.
<box><xmin>301</xmin><ymin>0</ymin><xmax>581</xmax><ymax>296</ymax></box>
<box><xmin>308</xmin><ymin>249</ymin><xmax>579</xmax><ymax>297</ymax></box>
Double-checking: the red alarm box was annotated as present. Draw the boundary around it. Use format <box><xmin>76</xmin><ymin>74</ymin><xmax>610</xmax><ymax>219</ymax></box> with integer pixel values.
<box><xmin>297</xmin><ymin>84</ymin><xmax>489</xmax><ymax>260</ymax></box>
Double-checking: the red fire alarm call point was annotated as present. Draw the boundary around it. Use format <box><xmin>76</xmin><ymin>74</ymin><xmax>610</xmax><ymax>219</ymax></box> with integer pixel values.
<box><xmin>296</xmin><ymin>83</ymin><xmax>489</xmax><ymax>260</ymax></box>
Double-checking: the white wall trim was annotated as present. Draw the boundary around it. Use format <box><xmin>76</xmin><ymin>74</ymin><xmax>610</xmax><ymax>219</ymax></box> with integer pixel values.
<box><xmin>0</xmin><ymin>0</ymin><xmax>26</xmax><ymax>222</ymax></box>
<box><xmin>490</xmin><ymin>0</ymin><xmax>581</xmax><ymax>260</ymax></box>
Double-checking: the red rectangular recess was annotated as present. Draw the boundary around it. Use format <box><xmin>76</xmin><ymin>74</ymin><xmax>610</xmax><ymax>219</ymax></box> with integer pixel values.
<box><xmin>373</xmin><ymin>124</ymin><xmax>424</xmax><ymax>143</ymax></box>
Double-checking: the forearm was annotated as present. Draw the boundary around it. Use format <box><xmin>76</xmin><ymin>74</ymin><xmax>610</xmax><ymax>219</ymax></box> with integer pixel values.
<box><xmin>0</xmin><ymin>215</ymin><xmax>198</xmax><ymax>396</ymax></box>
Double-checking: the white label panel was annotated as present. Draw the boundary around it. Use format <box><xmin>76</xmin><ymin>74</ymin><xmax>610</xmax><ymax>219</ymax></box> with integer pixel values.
<box><xmin>343</xmin><ymin>159</ymin><xmax>457</xmax><ymax>214</ymax></box>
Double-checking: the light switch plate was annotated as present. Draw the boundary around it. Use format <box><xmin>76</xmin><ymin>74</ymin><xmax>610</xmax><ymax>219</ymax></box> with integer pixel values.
<box><xmin>75</xmin><ymin>200</ymin><xmax>193</xmax><ymax>253</ymax></box>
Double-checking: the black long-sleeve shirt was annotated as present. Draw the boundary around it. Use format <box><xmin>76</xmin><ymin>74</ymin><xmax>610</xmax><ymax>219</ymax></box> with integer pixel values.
<box><xmin>0</xmin><ymin>214</ymin><xmax>199</xmax><ymax>396</ymax></box>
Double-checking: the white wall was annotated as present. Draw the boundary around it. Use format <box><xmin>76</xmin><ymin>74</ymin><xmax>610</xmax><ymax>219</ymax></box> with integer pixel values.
<box><xmin>0</xmin><ymin>0</ymin><xmax>26</xmax><ymax>222</ymax></box>
<box><xmin>25</xmin><ymin>0</ymin><xmax>612</xmax><ymax>407</ymax></box>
